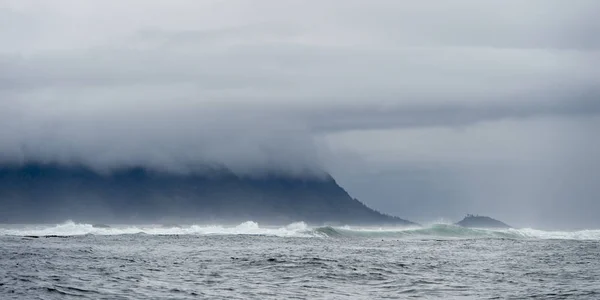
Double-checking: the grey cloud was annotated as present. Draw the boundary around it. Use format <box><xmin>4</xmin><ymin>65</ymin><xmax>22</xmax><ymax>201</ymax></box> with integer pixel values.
<box><xmin>0</xmin><ymin>103</ymin><xmax>326</xmax><ymax>175</ymax></box>
<box><xmin>305</xmin><ymin>97</ymin><xmax>600</xmax><ymax>132</ymax></box>
<box><xmin>2</xmin><ymin>45</ymin><xmax>596</xmax><ymax>115</ymax></box>
<box><xmin>1</xmin><ymin>29</ymin><xmax>598</xmax><ymax>173</ymax></box>
<box><xmin>325</xmin><ymin>0</ymin><xmax>600</xmax><ymax>50</ymax></box>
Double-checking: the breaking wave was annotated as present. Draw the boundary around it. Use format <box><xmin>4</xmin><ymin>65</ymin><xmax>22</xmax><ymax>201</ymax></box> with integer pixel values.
<box><xmin>1</xmin><ymin>222</ymin><xmax>600</xmax><ymax>240</ymax></box>
<box><xmin>314</xmin><ymin>224</ymin><xmax>600</xmax><ymax>240</ymax></box>
<box><xmin>0</xmin><ymin>221</ymin><xmax>312</xmax><ymax>238</ymax></box>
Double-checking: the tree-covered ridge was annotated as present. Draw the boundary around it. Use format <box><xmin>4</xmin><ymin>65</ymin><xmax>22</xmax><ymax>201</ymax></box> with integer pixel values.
<box><xmin>0</xmin><ymin>163</ymin><xmax>414</xmax><ymax>226</ymax></box>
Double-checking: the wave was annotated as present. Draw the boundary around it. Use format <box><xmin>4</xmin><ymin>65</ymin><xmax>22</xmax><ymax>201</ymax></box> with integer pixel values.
<box><xmin>315</xmin><ymin>224</ymin><xmax>600</xmax><ymax>240</ymax></box>
<box><xmin>1</xmin><ymin>222</ymin><xmax>599</xmax><ymax>240</ymax></box>
<box><xmin>0</xmin><ymin>221</ymin><xmax>312</xmax><ymax>238</ymax></box>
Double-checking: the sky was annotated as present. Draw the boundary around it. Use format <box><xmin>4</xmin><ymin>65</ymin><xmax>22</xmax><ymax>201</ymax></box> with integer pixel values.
<box><xmin>1</xmin><ymin>0</ymin><xmax>599</xmax><ymax>229</ymax></box>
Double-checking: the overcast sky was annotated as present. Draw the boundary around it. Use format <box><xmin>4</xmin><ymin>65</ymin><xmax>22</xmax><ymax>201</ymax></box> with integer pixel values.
<box><xmin>1</xmin><ymin>0</ymin><xmax>599</xmax><ymax>228</ymax></box>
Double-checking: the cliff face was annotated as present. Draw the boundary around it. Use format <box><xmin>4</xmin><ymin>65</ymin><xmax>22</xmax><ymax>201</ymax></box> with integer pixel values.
<box><xmin>456</xmin><ymin>215</ymin><xmax>511</xmax><ymax>229</ymax></box>
<box><xmin>0</xmin><ymin>163</ymin><xmax>413</xmax><ymax>225</ymax></box>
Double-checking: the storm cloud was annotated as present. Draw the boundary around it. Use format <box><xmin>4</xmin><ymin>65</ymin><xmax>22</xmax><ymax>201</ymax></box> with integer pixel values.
<box><xmin>1</xmin><ymin>0</ymin><xmax>599</xmax><ymax>227</ymax></box>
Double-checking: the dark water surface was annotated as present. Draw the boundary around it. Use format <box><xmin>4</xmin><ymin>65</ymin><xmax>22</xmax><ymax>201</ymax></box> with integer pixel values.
<box><xmin>1</xmin><ymin>225</ymin><xmax>599</xmax><ymax>299</ymax></box>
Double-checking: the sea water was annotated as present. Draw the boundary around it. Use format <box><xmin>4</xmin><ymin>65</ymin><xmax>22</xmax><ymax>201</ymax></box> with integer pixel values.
<box><xmin>1</xmin><ymin>222</ymin><xmax>599</xmax><ymax>299</ymax></box>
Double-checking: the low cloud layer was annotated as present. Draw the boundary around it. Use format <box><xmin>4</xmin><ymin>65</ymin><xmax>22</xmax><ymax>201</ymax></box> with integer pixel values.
<box><xmin>1</xmin><ymin>1</ymin><xmax>599</xmax><ymax>227</ymax></box>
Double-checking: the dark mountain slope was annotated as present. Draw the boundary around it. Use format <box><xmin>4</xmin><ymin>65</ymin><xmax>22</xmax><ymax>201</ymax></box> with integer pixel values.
<box><xmin>0</xmin><ymin>163</ymin><xmax>414</xmax><ymax>225</ymax></box>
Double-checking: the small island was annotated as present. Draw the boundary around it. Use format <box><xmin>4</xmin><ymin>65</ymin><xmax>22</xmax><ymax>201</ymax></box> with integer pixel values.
<box><xmin>456</xmin><ymin>214</ymin><xmax>511</xmax><ymax>229</ymax></box>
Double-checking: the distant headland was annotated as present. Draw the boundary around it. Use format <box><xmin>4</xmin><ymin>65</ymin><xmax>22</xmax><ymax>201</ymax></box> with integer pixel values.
<box><xmin>0</xmin><ymin>163</ymin><xmax>415</xmax><ymax>226</ymax></box>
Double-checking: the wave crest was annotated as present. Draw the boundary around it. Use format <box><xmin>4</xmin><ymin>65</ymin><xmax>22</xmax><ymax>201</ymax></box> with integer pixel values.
<box><xmin>0</xmin><ymin>220</ymin><xmax>311</xmax><ymax>237</ymax></box>
<box><xmin>314</xmin><ymin>224</ymin><xmax>600</xmax><ymax>240</ymax></box>
<box><xmin>1</xmin><ymin>222</ymin><xmax>599</xmax><ymax>240</ymax></box>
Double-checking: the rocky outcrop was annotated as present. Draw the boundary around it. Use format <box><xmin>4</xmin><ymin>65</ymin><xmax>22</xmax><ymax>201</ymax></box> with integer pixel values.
<box><xmin>456</xmin><ymin>214</ymin><xmax>511</xmax><ymax>228</ymax></box>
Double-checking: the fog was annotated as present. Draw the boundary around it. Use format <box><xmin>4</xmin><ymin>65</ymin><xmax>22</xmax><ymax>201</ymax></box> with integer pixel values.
<box><xmin>1</xmin><ymin>0</ymin><xmax>599</xmax><ymax>228</ymax></box>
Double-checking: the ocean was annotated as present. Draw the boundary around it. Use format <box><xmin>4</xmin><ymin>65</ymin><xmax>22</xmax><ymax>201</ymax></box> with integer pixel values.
<box><xmin>1</xmin><ymin>222</ymin><xmax>599</xmax><ymax>299</ymax></box>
